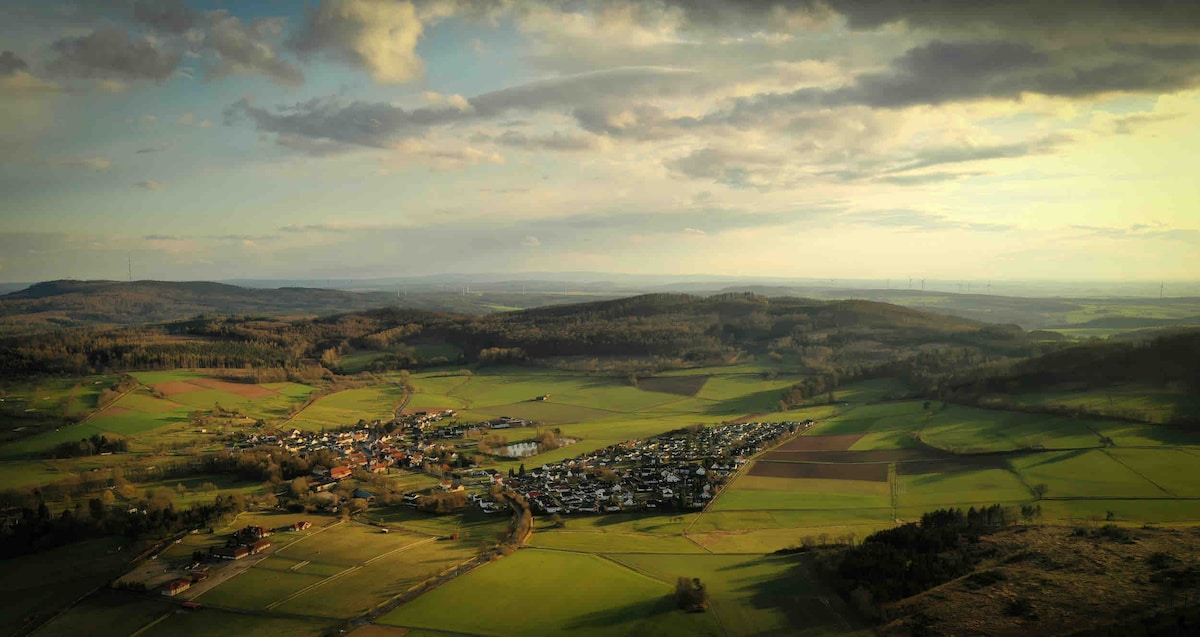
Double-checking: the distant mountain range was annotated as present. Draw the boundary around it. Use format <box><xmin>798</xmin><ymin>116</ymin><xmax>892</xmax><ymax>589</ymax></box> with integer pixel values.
<box><xmin>2</xmin><ymin>278</ymin><xmax>1198</xmax><ymax>335</ymax></box>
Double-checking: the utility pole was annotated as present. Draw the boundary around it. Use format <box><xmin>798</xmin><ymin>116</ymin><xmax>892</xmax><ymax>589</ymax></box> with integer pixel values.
<box><xmin>1160</xmin><ymin>281</ymin><xmax>1164</xmax><ymax>300</ymax></box>
<box><xmin>127</xmin><ymin>256</ymin><xmax>132</xmax><ymax>283</ymax></box>
<box><xmin>921</xmin><ymin>279</ymin><xmax>925</xmax><ymax>291</ymax></box>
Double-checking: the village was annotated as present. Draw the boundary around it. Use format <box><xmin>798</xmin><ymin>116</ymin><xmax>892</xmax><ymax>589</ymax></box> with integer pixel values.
<box><xmin>140</xmin><ymin>412</ymin><xmax>812</xmax><ymax>601</ymax></box>
<box><xmin>227</xmin><ymin>407</ymin><xmax>812</xmax><ymax>517</ymax></box>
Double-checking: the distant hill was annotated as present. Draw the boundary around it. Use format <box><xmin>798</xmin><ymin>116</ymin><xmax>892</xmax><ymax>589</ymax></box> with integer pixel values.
<box><xmin>714</xmin><ymin>285</ymin><xmax>1200</xmax><ymax>332</ymax></box>
<box><xmin>0</xmin><ymin>292</ymin><xmax>1036</xmax><ymax>379</ymax></box>
<box><xmin>0</xmin><ymin>280</ymin><xmax>618</xmax><ymax>333</ymax></box>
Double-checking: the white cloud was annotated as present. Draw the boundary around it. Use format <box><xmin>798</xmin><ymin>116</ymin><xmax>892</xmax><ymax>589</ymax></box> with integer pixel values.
<box><xmin>136</xmin><ymin>180</ymin><xmax>166</xmax><ymax>190</ymax></box>
<box><xmin>521</xmin><ymin>235</ymin><xmax>541</xmax><ymax>247</ymax></box>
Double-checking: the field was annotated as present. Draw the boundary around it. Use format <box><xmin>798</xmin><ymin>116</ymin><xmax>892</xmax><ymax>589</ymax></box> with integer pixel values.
<box><xmin>380</xmin><ymin>549</ymin><xmax>722</xmax><ymax>637</ymax></box>
<box><xmin>190</xmin><ymin>521</ymin><xmax>481</xmax><ymax>620</ymax></box>
<box><xmin>289</xmin><ymin>385</ymin><xmax>406</xmax><ymax>431</ymax></box>
<box><xmin>1</xmin><ymin>372</ymin><xmax>316</xmax><ymax>460</ymax></box>
<box><xmin>7</xmin><ymin>366</ymin><xmax>1200</xmax><ymax>637</ymax></box>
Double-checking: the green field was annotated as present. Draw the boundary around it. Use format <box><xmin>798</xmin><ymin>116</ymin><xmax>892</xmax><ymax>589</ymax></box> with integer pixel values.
<box><xmin>380</xmin><ymin>549</ymin><xmax>721</xmax><ymax>637</ymax></box>
<box><xmin>189</xmin><ymin>521</ymin><xmax>482</xmax><ymax>620</ymax></box>
<box><xmin>529</xmin><ymin>529</ymin><xmax>707</xmax><ymax>553</ymax></box>
<box><xmin>1010</xmin><ymin>450</ymin><xmax>1167</xmax><ymax>498</ymax></box>
<box><xmin>895</xmin><ymin>468</ymin><xmax>1032</xmax><ymax>509</ymax></box>
<box><xmin>607</xmin><ymin>552</ymin><xmax>868</xmax><ymax>637</ymax></box>
<box><xmin>711</xmin><ymin>477</ymin><xmax>891</xmax><ymax>512</ymax></box>
<box><xmin>290</xmin><ymin>385</ymin><xmax>407</xmax><ymax>430</ymax></box>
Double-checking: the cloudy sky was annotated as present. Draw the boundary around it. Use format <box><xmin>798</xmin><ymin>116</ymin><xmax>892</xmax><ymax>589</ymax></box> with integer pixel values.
<box><xmin>2</xmin><ymin>0</ymin><xmax>1198</xmax><ymax>283</ymax></box>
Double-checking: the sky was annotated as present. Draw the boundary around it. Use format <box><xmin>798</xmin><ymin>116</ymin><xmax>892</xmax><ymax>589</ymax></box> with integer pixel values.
<box><xmin>1</xmin><ymin>0</ymin><xmax>1198</xmax><ymax>284</ymax></box>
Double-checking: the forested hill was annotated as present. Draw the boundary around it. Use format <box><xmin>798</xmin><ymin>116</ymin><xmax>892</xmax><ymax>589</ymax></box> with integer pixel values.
<box><xmin>0</xmin><ymin>280</ymin><xmax>396</xmax><ymax>330</ymax></box>
<box><xmin>938</xmin><ymin>330</ymin><xmax>1200</xmax><ymax>397</ymax></box>
<box><xmin>0</xmin><ymin>280</ymin><xmax>612</xmax><ymax>333</ymax></box>
<box><xmin>0</xmin><ymin>292</ymin><xmax>1037</xmax><ymax>379</ymax></box>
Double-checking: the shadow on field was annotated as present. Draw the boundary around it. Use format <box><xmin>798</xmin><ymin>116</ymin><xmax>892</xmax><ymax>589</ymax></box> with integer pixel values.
<box><xmin>1016</xmin><ymin>448</ymin><xmax>1091</xmax><ymax>470</ymax></box>
<box><xmin>563</xmin><ymin>595</ymin><xmax>674</xmax><ymax>630</ymax></box>
<box><xmin>738</xmin><ymin>554</ymin><xmax>864</xmax><ymax>634</ymax></box>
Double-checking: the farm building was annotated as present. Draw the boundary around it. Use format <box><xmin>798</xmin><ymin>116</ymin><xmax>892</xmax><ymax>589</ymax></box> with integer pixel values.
<box><xmin>330</xmin><ymin>466</ymin><xmax>352</xmax><ymax>480</ymax></box>
<box><xmin>213</xmin><ymin>546</ymin><xmax>250</xmax><ymax>560</ymax></box>
<box><xmin>161</xmin><ymin>579</ymin><xmax>191</xmax><ymax>596</ymax></box>
<box><xmin>249</xmin><ymin>539</ymin><xmax>272</xmax><ymax>554</ymax></box>
<box><xmin>290</xmin><ymin>521</ymin><xmax>312</xmax><ymax>531</ymax></box>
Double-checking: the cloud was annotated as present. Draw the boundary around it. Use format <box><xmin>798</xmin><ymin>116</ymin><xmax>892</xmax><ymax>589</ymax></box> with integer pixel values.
<box><xmin>521</xmin><ymin>235</ymin><xmax>541</xmax><ymax>247</ymax></box>
<box><xmin>135</xmin><ymin>180</ymin><xmax>166</xmax><ymax>190</ymax></box>
<box><xmin>48</xmin><ymin>28</ymin><xmax>182</xmax><ymax>82</ymax></box>
<box><xmin>817</xmin><ymin>0</ymin><xmax>1200</xmax><ymax>34</ymax></box>
<box><xmin>843</xmin><ymin>209</ymin><xmax>1014</xmax><ymax>233</ymax></box>
<box><xmin>178</xmin><ymin>112</ymin><xmax>212</xmax><ymax>127</ymax></box>
<box><xmin>204</xmin><ymin>12</ymin><xmax>304</xmax><ymax>86</ymax></box>
<box><xmin>132</xmin><ymin>0</ymin><xmax>198</xmax><ymax>35</ymax></box>
<box><xmin>290</xmin><ymin>0</ymin><xmax>424</xmax><ymax>84</ymax></box>
<box><xmin>135</xmin><ymin>145</ymin><xmax>170</xmax><ymax>154</ymax></box>
<box><xmin>144</xmin><ymin>233</ymin><xmax>183</xmax><ymax>240</ymax></box>
<box><xmin>666</xmin><ymin>146</ymin><xmax>799</xmax><ymax>190</ymax></box>
<box><xmin>53</xmin><ymin>156</ymin><xmax>113</xmax><ymax>171</ymax></box>
<box><xmin>876</xmin><ymin>171</ymin><xmax>983</xmax><ymax>186</ymax></box>
<box><xmin>682</xmin><ymin>227</ymin><xmax>706</xmax><ymax>236</ymax></box>
<box><xmin>881</xmin><ymin>134</ymin><xmax>1071</xmax><ymax>175</ymax></box>
<box><xmin>1068</xmin><ymin>224</ymin><xmax>1200</xmax><ymax>242</ymax></box>
<box><xmin>0</xmin><ymin>51</ymin><xmax>30</xmax><ymax>76</ymax></box>
<box><xmin>225</xmin><ymin>67</ymin><xmax>704</xmax><ymax>153</ymax></box>
<box><xmin>483</xmin><ymin>130</ymin><xmax>604</xmax><ymax>152</ymax></box>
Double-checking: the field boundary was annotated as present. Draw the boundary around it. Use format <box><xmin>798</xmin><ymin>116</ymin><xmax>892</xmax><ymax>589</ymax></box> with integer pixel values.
<box><xmin>1099</xmin><ymin>449</ymin><xmax>1175</xmax><ymax>497</ymax></box>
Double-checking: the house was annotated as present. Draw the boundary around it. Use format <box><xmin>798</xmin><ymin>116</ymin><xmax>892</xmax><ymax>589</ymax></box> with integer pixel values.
<box><xmin>250</xmin><ymin>539</ymin><xmax>272</xmax><ymax>554</ymax></box>
<box><xmin>213</xmin><ymin>546</ymin><xmax>250</xmax><ymax>560</ymax></box>
<box><xmin>352</xmin><ymin>488</ymin><xmax>376</xmax><ymax>503</ymax></box>
<box><xmin>162</xmin><ymin>579</ymin><xmax>191</xmax><ymax>596</ymax></box>
<box><xmin>291</xmin><ymin>521</ymin><xmax>313</xmax><ymax>531</ymax></box>
<box><xmin>330</xmin><ymin>466</ymin><xmax>352</xmax><ymax>480</ymax></box>
<box><xmin>239</xmin><ymin>525</ymin><xmax>271</xmax><ymax>540</ymax></box>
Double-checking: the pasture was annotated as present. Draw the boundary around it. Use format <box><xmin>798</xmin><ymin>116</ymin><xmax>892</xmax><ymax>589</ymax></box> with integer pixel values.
<box><xmin>191</xmin><ymin>521</ymin><xmax>481</xmax><ymax>620</ymax></box>
<box><xmin>607</xmin><ymin>552</ymin><xmax>868</xmax><ymax>637</ymax></box>
<box><xmin>379</xmin><ymin>548</ymin><xmax>722</xmax><ymax>637</ymax></box>
<box><xmin>1010</xmin><ymin>450</ymin><xmax>1167</xmax><ymax>498</ymax></box>
<box><xmin>289</xmin><ymin>385</ymin><xmax>406</xmax><ymax>430</ymax></box>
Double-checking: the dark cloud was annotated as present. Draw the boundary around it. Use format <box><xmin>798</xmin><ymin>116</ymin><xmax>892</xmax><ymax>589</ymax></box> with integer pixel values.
<box><xmin>0</xmin><ymin>51</ymin><xmax>30</xmax><ymax>76</ymax></box>
<box><xmin>818</xmin><ymin>0</ymin><xmax>1200</xmax><ymax>34</ymax></box>
<box><xmin>225</xmin><ymin>67</ymin><xmax>705</xmax><ymax>152</ymax></box>
<box><xmin>712</xmin><ymin>37</ymin><xmax>1200</xmax><ymax>114</ymax></box>
<box><xmin>48</xmin><ymin>28</ymin><xmax>182</xmax><ymax>82</ymax></box>
<box><xmin>135</xmin><ymin>145</ymin><xmax>170</xmax><ymax>154</ymax></box>
<box><xmin>842</xmin><ymin>40</ymin><xmax>1048</xmax><ymax>107</ymax></box>
<box><xmin>132</xmin><ymin>0</ymin><xmax>197</xmax><ymax>35</ymax></box>
<box><xmin>224</xmin><ymin>96</ymin><xmax>457</xmax><ymax>151</ymax></box>
<box><xmin>205</xmin><ymin>13</ymin><xmax>303</xmax><ymax>86</ymax></box>
<box><xmin>488</xmin><ymin>130</ymin><xmax>601</xmax><ymax>152</ymax></box>
<box><xmin>877</xmin><ymin>172</ymin><xmax>983</xmax><ymax>186</ymax></box>
<box><xmin>666</xmin><ymin>147</ymin><xmax>797</xmax><ymax>190</ymax></box>
<box><xmin>885</xmin><ymin>134</ymin><xmax>1069</xmax><ymax>174</ymax></box>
